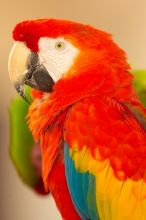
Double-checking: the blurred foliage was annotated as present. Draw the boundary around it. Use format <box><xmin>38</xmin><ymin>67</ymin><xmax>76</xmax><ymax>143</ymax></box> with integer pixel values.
<box><xmin>9</xmin><ymin>87</ymin><xmax>47</xmax><ymax>195</ymax></box>
<box><xmin>132</xmin><ymin>70</ymin><xmax>146</xmax><ymax>107</ymax></box>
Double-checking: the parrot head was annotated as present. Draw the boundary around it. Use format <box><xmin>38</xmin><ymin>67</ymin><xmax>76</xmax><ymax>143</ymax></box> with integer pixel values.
<box><xmin>9</xmin><ymin>19</ymin><xmax>131</xmax><ymax>101</ymax></box>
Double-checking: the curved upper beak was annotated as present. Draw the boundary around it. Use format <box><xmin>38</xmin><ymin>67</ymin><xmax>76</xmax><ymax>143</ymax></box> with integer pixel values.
<box><xmin>8</xmin><ymin>42</ymin><xmax>54</xmax><ymax>102</ymax></box>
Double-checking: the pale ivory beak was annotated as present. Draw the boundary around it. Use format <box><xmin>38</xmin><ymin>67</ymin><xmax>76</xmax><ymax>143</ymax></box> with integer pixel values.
<box><xmin>8</xmin><ymin>42</ymin><xmax>54</xmax><ymax>102</ymax></box>
<box><xmin>8</xmin><ymin>42</ymin><xmax>31</xmax><ymax>101</ymax></box>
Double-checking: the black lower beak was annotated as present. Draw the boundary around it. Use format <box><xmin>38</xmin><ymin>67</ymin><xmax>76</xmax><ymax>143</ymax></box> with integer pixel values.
<box><xmin>15</xmin><ymin>52</ymin><xmax>55</xmax><ymax>103</ymax></box>
<box><xmin>25</xmin><ymin>53</ymin><xmax>54</xmax><ymax>92</ymax></box>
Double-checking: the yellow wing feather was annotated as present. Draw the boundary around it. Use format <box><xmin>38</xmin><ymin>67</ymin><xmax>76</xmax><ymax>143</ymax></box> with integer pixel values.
<box><xmin>70</xmin><ymin>144</ymin><xmax>146</xmax><ymax>220</ymax></box>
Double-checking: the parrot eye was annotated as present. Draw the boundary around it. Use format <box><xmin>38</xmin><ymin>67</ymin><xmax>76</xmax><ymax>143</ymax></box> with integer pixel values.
<box><xmin>55</xmin><ymin>41</ymin><xmax>66</xmax><ymax>51</ymax></box>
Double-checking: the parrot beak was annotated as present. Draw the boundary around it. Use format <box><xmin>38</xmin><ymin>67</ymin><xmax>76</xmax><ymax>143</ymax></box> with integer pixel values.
<box><xmin>8</xmin><ymin>42</ymin><xmax>54</xmax><ymax>102</ymax></box>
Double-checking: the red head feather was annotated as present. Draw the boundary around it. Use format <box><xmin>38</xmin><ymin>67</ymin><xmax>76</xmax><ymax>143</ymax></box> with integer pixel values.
<box><xmin>13</xmin><ymin>19</ymin><xmax>131</xmax><ymax>93</ymax></box>
<box><xmin>13</xmin><ymin>18</ymin><xmax>116</xmax><ymax>52</ymax></box>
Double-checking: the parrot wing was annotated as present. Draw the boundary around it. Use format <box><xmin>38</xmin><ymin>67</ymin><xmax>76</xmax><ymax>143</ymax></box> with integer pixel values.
<box><xmin>64</xmin><ymin>96</ymin><xmax>146</xmax><ymax>220</ymax></box>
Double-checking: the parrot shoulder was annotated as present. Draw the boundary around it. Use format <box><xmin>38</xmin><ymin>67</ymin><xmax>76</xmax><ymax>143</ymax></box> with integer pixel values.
<box><xmin>64</xmin><ymin>95</ymin><xmax>146</xmax><ymax>181</ymax></box>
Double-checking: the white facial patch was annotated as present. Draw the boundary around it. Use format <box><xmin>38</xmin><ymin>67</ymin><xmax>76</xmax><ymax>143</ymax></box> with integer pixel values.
<box><xmin>38</xmin><ymin>37</ymin><xmax>79</xmax><ymax>82</ymax></box>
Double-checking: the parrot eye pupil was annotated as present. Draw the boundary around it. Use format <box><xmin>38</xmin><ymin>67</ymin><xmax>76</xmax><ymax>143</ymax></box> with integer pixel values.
<box><xmin>55</xmin><ymin>41</ymin><xmax>65</xmax><ymax>51</ymax></box>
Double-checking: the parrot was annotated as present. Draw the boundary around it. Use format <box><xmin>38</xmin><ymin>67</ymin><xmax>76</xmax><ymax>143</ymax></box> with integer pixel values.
<box><xmin>9</xmin><ymin>87</ymin><xmax>48</xmax><ymax>195</ymax></box>
<box><xmin>8</xmin><ymin>19</ymin><xmax>146</xmax><ymax>220</ymax></box>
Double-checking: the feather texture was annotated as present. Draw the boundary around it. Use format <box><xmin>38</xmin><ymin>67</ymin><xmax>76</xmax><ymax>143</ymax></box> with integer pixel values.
<box><xmin>64</xmin><ymin>144</ymin><xmax>99</xmax><ymax>220</ymax></box>
<box><xmin>64</xmin><ymin>95</ymin><xmax>146</xmax><ymax>220</ymax></box>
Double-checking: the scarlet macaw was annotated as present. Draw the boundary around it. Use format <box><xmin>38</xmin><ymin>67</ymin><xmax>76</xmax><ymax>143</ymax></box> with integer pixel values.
<box><xmin>9</xmin><ymin>19</ymin><xmax>146</xmax><ymax>220</ymax></box>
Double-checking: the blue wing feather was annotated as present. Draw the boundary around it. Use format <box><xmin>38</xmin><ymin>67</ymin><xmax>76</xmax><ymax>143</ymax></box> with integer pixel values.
<box><xmin>64</xmin><ymin>144</ymin><xmax>99</xmax><ymax>220</ymax></box>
